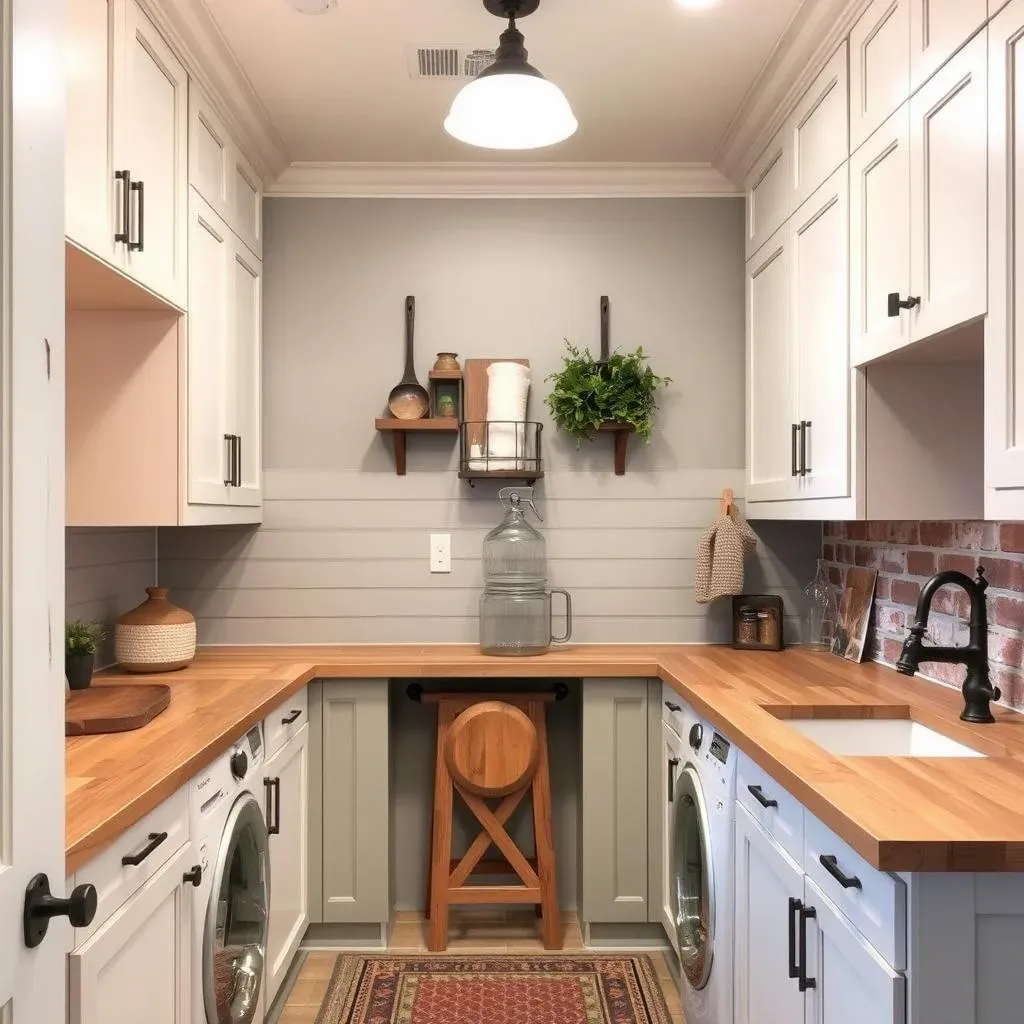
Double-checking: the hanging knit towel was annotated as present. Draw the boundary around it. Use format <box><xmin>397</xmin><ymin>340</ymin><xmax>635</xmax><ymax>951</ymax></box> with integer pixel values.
<box><xmin>694</xmin><ymin>507</ymin><xmax>758</xmax><ymax>604</ymax></box>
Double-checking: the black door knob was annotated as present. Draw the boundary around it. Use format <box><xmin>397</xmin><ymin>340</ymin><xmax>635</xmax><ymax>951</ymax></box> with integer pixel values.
<box><xmin>183</xmin><ymin>864</ymin><xmax>202</xmax><ymax>887</ymax></box>
<box><xmin>23</xmin><ymin>874</ymin><xmax>97</xmax><ymax>948</ymax></box>
<box><xmin>230</xmin><ymin>749</ymin><xmax>248</xmax><ymax>779</ymax></box>
<box><xmin>689</xmin><ymin>723</ymin><xmax>703</xmax><ymax>751</ymax></box>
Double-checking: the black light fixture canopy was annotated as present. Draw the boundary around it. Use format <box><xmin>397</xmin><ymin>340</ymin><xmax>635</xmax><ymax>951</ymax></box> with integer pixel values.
<box><xmin>482</xmin><ymin>0</ymin><xmax>540</xmax><ymax>18</ymax></box>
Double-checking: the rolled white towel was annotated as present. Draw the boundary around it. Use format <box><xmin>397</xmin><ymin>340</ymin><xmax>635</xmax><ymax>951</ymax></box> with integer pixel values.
<box><xmin>486</xmin><ymin>363</ymin><xmax>531</xmax><ymax>468</ymax></box>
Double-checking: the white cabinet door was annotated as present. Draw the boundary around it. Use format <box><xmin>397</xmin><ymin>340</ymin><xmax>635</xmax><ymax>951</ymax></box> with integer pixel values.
<box><xmin>114</xmin><ymin>0</ymin><xmax>188</xmax><ymax>308</ymax></box>
<box><xmin>850</xmin><ymin>104</ymin><xmax>911</xmax><ymax>365</ymax></box>
<box><xmin>66</xmin><ymin>0</ymin><xmax>118</xmax><ymax>264</ymax></box>
<box><xmin>746</xmin><ymin>130</ymin><xmax>791</xmax><ymax>259</ymax></box>
<box><xmin>987</xmin><ymin>0</ymin><xmax>1024</xmax><ymax>504</ymax></box>
<box><xmin>660</xmin><ymin>722</ymin><xmax>682</xmax><ymax>953</ymax></box>
<box><xmin>187</xmin><ymin>193</ymin><xmax>232</xmax><ymax>506</ymax></box>
<box><xmin>803</xmin><ymin>878</ymin><xmax>905</xmax><ymax>1024</ymax></box>
<box><xmin>747</xmin><ymin>224</ymin><xmax>798</xmax><ymax>502</ymax></box>
<box><xmin>850</xmin><ymin>0</ymin><xmax>910</xmax><ymax>153</ymax></box>
<box><xmin>909</xmin><ymin>0</ymin><xmax>986</xmax><ymax>91</ymax></box>
<box><xmin>229</xmin><ymin>236</ymin><xmax>263</xmax><ymax>506</ymax></box>
<box><xmin>69</xmin><ymin>844</ymin><xmax>192</xmax><ymax>1024</ymax></box>
<box><xmin>792</xmin><ymin>165</ymin><xmax>851</xmax><ymax>501</ymax></box>
<box><xmin>909</xmin><ymin>33</ymin><xmax>987</xmax><ymax>343</ymax></box>
<box><xmin>735</xmin><ymin>805</ymin><xmax>806</xmax><ymax>1024</ymax></box>
<box><xmin>264</xmin><ymin>725</ymin><xmax>310</xmax><ymax>1005</ymax></box>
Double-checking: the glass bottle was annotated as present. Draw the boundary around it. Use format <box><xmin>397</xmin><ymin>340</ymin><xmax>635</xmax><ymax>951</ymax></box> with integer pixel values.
<box><xmin>802</xmin><ymin>558</ymin><xmax>839</xmax><ymax>653</ymax></box>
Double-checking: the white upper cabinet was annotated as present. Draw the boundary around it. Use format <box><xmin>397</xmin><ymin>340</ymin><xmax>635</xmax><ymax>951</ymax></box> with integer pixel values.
<box><xmin>745</xmin><ymin>130</ymin><xmax>791</xmax><ymax>259</ymax></box>
<box><xmin>850</xmin><ymin>104</ymin><xmax>911</xmax><ymax>364</ymax></box>
<box><xmin>849</xmin><ymin>0</ymin><xmax>910</xmax><ymax>153</ymax></box>
<box><xmin>909</xmin><ymin>0</ymin><xmax>987</xmax><ymax>92</ymax></box>
<box><xmin>789</xmin><ymin>44</ymin><xmax>850</xmax><ymax>211</ymax></box>
<box><xmin>229</xmin><ymin>235</ymin><xmax>263</xmax><ymax>507</ymax></box>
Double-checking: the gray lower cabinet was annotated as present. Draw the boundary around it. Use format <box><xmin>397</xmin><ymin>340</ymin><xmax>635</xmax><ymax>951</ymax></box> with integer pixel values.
<box><xmin>581</xmin><ymin>678</ymin><xmax>654</xmax><ymax>923</ymax></box>
<box><xmin>308</xmin><ymin>678</ymin><xmax>389</xmax><ymax>925</ymax></box>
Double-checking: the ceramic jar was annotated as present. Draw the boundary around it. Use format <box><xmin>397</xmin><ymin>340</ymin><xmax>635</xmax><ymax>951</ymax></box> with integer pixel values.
<box><xmin>115</xmin><ymin>587</ymin><xmax>196</xmax><ymax>672</ymax></box>
<box><xmin>432</xmin><ymin>352</ymin><xmax>461</xmax><ymax>373</ymax></box>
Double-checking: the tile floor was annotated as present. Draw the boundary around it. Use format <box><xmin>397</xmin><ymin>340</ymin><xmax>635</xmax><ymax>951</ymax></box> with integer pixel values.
<box><xmin>275</xmin><ymin>910</ymin><xmax>684</xmax><ymax>1023</ymax></box>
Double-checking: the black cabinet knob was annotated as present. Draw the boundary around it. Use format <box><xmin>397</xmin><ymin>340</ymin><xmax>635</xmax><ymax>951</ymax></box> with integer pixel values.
<box><xmin>23</xmin><ymin>874</ymin><xmax>97</xmax><ymax>948</ymax></box>
<box><xmin>887</xmin><ymin>292</ymin><xmax>921</xmax><ymax>317</ymax></box>
<box><xmin>230</xmin><ymin>749</ymin><xmax>248</xmax><ymax>779</ymax></box>
<box><xmin>182</xmin><ymin>865</ymin><xmax>202</xmax><ymax>887</ymax></box>
<box><xmin>689</xmin><ymin>723</ymin><xmax>703</xmax><ymax>751</ymax></box>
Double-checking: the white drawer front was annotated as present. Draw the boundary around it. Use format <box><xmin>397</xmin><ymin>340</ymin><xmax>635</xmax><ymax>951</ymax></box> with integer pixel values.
<box><xmin>804</xmin><ymin>812</ymin><xmax>906</xmax><ymax>970</ymax></box>
<box><xmin>74</xmin><ymin>786</ymin><xmax>189</xmax><ymax>944</ymax></box>
<box><xmin>264</xmin><ymin>687</ymin><xmax>308</xmax><ymax>758</ymax></box>
<box><xmin>736</xmin><ymin>752</ymin><xmax>804</xmax><ymax>866</ymax></box>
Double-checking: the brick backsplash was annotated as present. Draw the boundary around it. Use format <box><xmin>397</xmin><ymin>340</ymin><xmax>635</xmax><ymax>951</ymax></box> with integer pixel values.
<box><xmin>823</xmin><ymin>522</ymin><xmax>1024</xmax><ymax>710</ymax></box>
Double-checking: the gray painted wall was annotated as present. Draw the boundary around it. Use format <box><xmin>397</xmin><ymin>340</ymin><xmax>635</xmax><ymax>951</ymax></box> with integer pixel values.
<box><xmin>160</xmin><ymin>198</ymin><xmax>820</xmax><ymax>643</ymax></box>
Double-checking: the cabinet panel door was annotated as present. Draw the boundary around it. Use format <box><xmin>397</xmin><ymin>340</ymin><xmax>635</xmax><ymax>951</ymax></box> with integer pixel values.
<box><xmin>234</xmin><ymin>157</ymin><xmax>263</xmax><ymax>258</ymax></box>
<box><xmin>909</xmin><ymin>0</ymin><xmax>986</xmax><ymax>91</ymax></box>
<box><xmin>660</xmin><ymin>722</ymin><xmax>682</xmax><ymax>953</ymax></box>
<box><xmin>804</xmin><ymin>878</ymin><xmax>905</xmax><ymax>1024</ymax></box>
<box><xmin>987</xmin><ymin>0</ymin><xmax>1024</xmax><ymax>501</ymax></box>
<box><xmin>116</xmin><ymin>0</ymin><xmax>188</xmax><ymax>307</ymax></box>
<box><xmin>265</xmin><ymin>725</ymin><xmax>309</xmax><ymax>1005</ymax></box>
<box><xmin>909</xmin><ymin>33</ymin><xmax>987</xmax><ymax>343</ymax></box>
<box><xmin>187</xmin><ymin>193</ymin><xmax>232</xmax><ymax>506</ymax></box>
<box><xmin>189</xmin><ymin>87</ymin><xmax>231</xmax><ymax>215</ymax></box>
<box><xmin>734</xmin><ymin>804</ymin><xmax>806</xmax><ymax>1024</ymax></box>
<box><xmin>229</xmin><ymin>237</ymin><xmax>263</xmax><ymax>506</ymax></box>
<box><xmin>66</xmin><ymin>0</ymin><xmax>119</xmax><ymax>264</ymax></box>
<box><xmin>793</xmin><ymin>165</ymin><xmax>851</xmax><ymax>501</ymax></box>
<box><xmin>746</xmin><ymin>130</ymin><xmax>791</xmax><ymax>259</ymax></box>
<box><xmin>581</xmin><ymin>679</ymin><xmax>649</xmax><ymax>923</ymax></box>
<box><xmin>69</xmin><ymin>844</ymin><xmax>192</xmax><ymax>1024</ymax></box>
<box><xmin>747</xmin><ymin>224</ymin><xmax>798</xmax><ymax>502</ymax></box>
<box><xmin>850</xmin><ymin>104</ymin><xmax>910</xmax><ymax>365</ymax></box>
<box><xmin>850</xmin><ymin>0</ymin><xmax>910</xmax><ymax>152</ymax></box>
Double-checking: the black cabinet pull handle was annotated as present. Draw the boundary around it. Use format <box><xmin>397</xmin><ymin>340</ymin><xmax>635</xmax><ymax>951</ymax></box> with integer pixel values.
<box><xmin>264</xmin><ymin>777</ymin><xmax>281</xmax><ymax>835</ymax></box>
<box><xmin>887</xmin><ymin>292</ymin><xmax>921</xmax><ymax>317</ymax></box>
<box><xmin>667</xmin><ymin>757</ymin><xmax>679</xmax><ymax>803</ymax></box>
<box><xmin>224</xmin><ymin>434</ymin><xmax>234</xmax><ymax>487</ymax></box>
<box><xmin>664</xmin><ymin>701</ymin><xmax>682</xmax><ymax>713</ymax></box>
<box><xmin>791</xmin><ymin>423</ymin><xmax>799</xmax><ymax>477</ymax></box>
<box><xmin>819</xmin><ymin>853</ymin><xmax>862</xmax><ymax>890</ymax></box>
<box><xmin>747</xmin><ymin>784</ymin><xmax>778</xmax><ymax>809</ymax></box>
<box><xmin>121</xmin><ymin>831</ymin><xmax>168</xmax><ymax>867</ymax></box>
<box><xmin>798</xmin><ymin>904</ymin><xmax>817</xmax><ymax>991</ymax></box>
<box><xmin>235</xmin><ymin>434</ymin><xmax>242</xmax><ymax>487</ymax></box>
<box><xmin>800</xmin><ymin>420</ymin><xmax>811</xmax><ymax>476</ymax></box>
<box><xmin>281</xmin><ymin>709</ymin><xmax>302</xmax><ymax>725</ymax></box>
<box><xmin>182</xmin><ymin>864</ymin><xmax>202</xmax><ymax>887</ymax></box>
<box><xmin>114</xmin><ymin>170</ymin><xmax>131</xmax><ymax>244</ymax></box>
<box><xmin>787</xmin><ymin>897</ymin><xmax>800</xmax><ymax>979</ymax></box>
<box><xmin>129</xmin><ymin>179</ymin><xmax>144</xmax><ymax>252</ymax></box>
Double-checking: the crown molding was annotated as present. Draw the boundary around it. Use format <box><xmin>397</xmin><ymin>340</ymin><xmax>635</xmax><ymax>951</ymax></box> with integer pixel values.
<box><xmin>141</xmin><ymin>0</ymin><xmax>290</xmax><ymax>183</ymax></box>
<box><xmin>266</xmin><ymin>162</ymin><xmax>741</xmax><ymax>199</ymax></box>
<box><xmin>713</xmin><ymin>0</ymin><xmax>872</xmax><ymax>186</ymax></box>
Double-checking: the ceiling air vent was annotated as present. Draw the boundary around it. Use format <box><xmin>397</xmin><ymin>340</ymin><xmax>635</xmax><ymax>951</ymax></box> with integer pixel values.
<box><xmin>409</xmin><ymin>47</ymin><xmax>496</xmax><ymax>79</ymax></box>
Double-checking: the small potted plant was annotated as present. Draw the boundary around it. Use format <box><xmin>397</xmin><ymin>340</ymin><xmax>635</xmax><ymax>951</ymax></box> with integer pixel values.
<box><xmin>545</xmin><ymin>342</ymin><xmax>671</xmax><ymax>445</ymax></box>
<box><xmin>65</xmin><ymin>620</ymin><xmax>105</xmax><ymax>691</ymax></box>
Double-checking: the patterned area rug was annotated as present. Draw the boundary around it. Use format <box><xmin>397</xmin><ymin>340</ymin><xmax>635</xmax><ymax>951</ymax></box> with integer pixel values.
<box><xmin>313</xmin><ymin>955</ymin><xmax>673</xmax><ymax>1024</ymax></box>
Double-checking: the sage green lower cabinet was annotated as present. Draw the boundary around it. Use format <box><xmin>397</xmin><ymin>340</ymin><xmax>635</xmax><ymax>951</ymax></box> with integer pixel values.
<box><xmin>581</xmin><ymin>678</ymin><xmax>651</xmax><ymax>924</ymax></box>
<box><xmin>308</xmin><ymin>679</ymin><xmax>389</xmax><ymax>927</ymax></box>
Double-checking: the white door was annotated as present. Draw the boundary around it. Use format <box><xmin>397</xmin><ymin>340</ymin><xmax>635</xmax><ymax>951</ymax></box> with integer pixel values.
<box><xmin>747</xmin><ymin>223</ymin><xmax>798</xmax><ymax>502</ymax></box>
<box><xmin>792</xmin><ymin>164</ymin><xmax>851</xmax><ymax>501</ymax></box>
<box><xmin>850</xmin><ymin>104</ymin><xmax>911</xmax><ymax>365</ymax></box>
<box><xmin>114</xmin><ymin>0</ymin><xmax>187</xmax><ymax>308</ymax></box>
<box><xmin>734</xmin><ymin>805</ymin><xmax>806</xmax><ymax>1024</ymax></box>
<box><xmin>188</xmin><ymin>193</ymin><xmax>232</xmax><ymax>506</ymax></box>
<box><xmin>0</xmin><ymin>0</ymin><xmax>69</xmax><ymax>1020</ymax></box>
<box><xmin>264</xmin><ymin>726</ymin><xmax>310</xmax><ymax>1003</ymax></box>
<box><xmin>229</xmin><ymin>235</ymin><xmax>262</xmax><ymax>507</ymax></box>
<box><xmin>987</xmin><ymin>0</ymin><xmax>1024</xmax><ymax>502</ymax></box>
<box><xmin>69</xmin><ymin>845</ymin><xmax>193</xmax><ymax>1024</ymax></box>
<box><xmin>660</xmin><ymin>722</ymin><xmax>682</xmax><ymax>953</ymax></box>
<box><xmin>849</xmin><ymin>0</ymin><xmax>910</xmax><ymax>152</ymax></box>
<box><xmin>803</xmin><ymin>878</ymin><xmax>905</xmax><ymax>1024</ymax></box>
<box><xmin>909</xmin><ymin>33</ymin><xmax>987</xmax><ymax>343</ymax></box>
<box><xmin>909</xmin><ymin>0</ymin><xmax>986</xmax><ymax>91</ymax></box>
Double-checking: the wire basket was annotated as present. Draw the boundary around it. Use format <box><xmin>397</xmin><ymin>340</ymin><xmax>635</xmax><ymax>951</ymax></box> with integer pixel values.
<box><xmin>458</xmin><ymin>421</ymin><xmax>544</xmax><ymax>482</ymax></box>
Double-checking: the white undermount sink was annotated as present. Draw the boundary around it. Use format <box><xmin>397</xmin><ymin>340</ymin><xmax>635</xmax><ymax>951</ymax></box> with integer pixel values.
<box><xmin>783</xmin><ymin>717</ymin><xmax>986</xmax><ymax>758</ymax></box>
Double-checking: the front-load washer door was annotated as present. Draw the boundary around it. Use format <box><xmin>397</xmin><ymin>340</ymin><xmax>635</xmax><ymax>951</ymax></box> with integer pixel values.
<box><xmin>203</xmin><ymin>792</ymin><xmax>271</xmax><ymax>1024</ymax></box>
<box><xmin>672</xmin><ymin>763</ymin><xmax>715</xmax><ymax>991</ymax></box>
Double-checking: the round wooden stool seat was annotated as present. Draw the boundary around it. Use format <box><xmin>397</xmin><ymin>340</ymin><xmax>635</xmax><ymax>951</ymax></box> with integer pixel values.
<box><xmin>444</xmin><ymin>700</ymin><xmax>539</xmax><ymax>797</ymax></box>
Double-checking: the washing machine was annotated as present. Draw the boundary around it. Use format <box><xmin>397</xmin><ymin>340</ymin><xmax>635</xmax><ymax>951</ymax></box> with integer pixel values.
<box><xmin>669</xmin><ymin>713</ymin><xmax>737</xmax><ymax>1024</ymax></box>
<box><xmin>189</xmin><ymin>723</ymin><xmax>271</xmax><ymax>1024</ymax></box>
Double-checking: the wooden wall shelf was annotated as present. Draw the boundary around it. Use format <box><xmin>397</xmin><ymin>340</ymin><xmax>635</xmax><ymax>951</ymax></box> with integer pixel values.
<box><xmin>374</xmin><ymin>417</ymin><xmax>458</xmax><ymax>475</ymax></box>
<box><xmin>597</xmin><ymin>422</ymin><xmax>635</xmax><ymax>475</ymax></box>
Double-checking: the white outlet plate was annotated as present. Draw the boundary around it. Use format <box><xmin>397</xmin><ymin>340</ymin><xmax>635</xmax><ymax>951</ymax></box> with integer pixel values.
<box><xmin>430</xmin><ymin>533</ymin><xmax>451</xmax><ymax>574</ymax></box>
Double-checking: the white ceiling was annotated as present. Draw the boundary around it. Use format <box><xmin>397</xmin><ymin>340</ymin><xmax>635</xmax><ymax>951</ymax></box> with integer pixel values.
<box><xmin>203</xmin><ymin>0</ymin><xmax>805</xmax><ymax>164</ymax></box>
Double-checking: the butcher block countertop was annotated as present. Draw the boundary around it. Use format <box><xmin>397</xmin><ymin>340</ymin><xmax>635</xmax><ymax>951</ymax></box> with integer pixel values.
<box><xmin>66</xmin><ymin>644</ymin><xmax>1024</xmax><ymax>876</ymax></box>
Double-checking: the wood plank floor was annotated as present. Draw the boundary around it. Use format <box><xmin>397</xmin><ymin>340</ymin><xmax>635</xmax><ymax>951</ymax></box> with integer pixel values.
<box><xmin>273</xmin><ymin>911</ymin><xmax>684</xmax><ymax>1022</ymax></box>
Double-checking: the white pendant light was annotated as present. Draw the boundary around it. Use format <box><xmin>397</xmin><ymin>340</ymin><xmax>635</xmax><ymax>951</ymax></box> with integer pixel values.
<box><xmin>444</xmin><ymin>0</ymin><xmax>578</xmax><ymax>151</ymax></box>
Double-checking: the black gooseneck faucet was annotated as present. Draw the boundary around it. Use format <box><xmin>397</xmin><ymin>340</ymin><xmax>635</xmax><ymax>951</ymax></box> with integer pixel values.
<box><xmin>895</xmin><ymin>567</ymin><xmax>1000</xmax><ymax>723</ymax></box>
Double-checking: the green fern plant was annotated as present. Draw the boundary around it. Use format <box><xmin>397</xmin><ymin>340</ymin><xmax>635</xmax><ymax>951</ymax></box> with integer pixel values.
<box><xmin>66</xmin><ymin>619</ymin><xmax>106</xmax><ymax>656</ymax></box>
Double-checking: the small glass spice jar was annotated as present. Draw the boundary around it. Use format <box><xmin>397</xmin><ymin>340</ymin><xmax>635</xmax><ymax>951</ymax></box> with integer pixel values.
<box><xmin>736</xmin><ymin>607</ymin><xmax>759</xmax><ymax>645</ymax></box>
<box><xmin>758</xmin><ymin>609</ymin><xmax>781</xmax><ymax>648</ymax></box>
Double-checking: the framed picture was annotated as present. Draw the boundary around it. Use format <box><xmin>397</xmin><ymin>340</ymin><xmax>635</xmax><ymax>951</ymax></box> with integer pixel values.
<box><xmin>833</xmin><ymin>567</ymin><xmax>877</xmax><ymax>663</ymax></box>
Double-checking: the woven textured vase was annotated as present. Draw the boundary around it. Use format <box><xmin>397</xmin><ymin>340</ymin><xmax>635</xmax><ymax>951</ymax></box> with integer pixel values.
<box><xmin>115</xmin><ymin>587</ymin><xmax>196</xmax><ymax>673</ymax></box>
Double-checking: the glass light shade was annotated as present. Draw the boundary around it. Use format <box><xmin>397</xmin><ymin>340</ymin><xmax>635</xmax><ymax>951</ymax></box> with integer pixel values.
<box><xmin>444</xmin><ymin>72</ymin><xmax>578</xmax><ymax>150</ymax></box>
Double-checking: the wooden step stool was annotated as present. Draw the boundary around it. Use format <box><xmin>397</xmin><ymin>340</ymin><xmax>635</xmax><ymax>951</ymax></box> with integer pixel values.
<box><xmin>425</xmin><ymin>692</ymin><xmax>560</xmax><ymax>952</ymax></box>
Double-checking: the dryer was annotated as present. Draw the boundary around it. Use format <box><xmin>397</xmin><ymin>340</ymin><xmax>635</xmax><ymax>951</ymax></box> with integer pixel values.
<box><xmin>190</xmin><ymin>724</ymin><xmax>271</xmax><ymax>1024</ymax></box>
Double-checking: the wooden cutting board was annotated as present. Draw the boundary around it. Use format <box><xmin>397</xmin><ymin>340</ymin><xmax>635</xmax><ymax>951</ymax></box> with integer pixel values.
<box><xmin>65</xmin><ymin>684</ymin><xmax>171</xmax><ymax>736</ymax></box>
